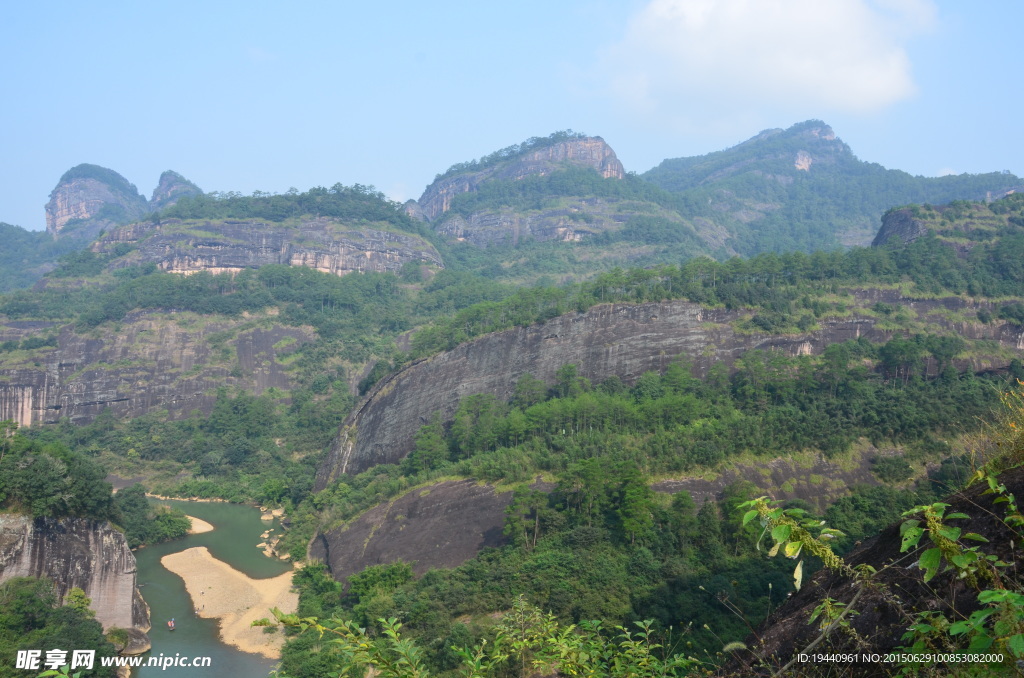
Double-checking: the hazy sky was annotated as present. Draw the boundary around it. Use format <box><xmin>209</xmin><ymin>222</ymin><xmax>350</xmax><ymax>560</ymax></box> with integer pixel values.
<box><xmin>2</xmin><ymin>0</ymin><xmax>1020</xmax><ymax>231</ymax></box>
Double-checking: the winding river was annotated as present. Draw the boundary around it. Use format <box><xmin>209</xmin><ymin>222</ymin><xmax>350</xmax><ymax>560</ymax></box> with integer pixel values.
<box><xmin>133</xmin><ymin>500</ymin><xmax>292</xmax><ymax>677</ymax></box>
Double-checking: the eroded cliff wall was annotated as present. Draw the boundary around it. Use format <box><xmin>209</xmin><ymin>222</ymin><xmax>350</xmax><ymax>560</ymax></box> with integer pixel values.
<box><xmin>316</xmin><ymin>292</ymin><xmax>1024</xmax><ymax>488</ymax></box>
<box><xmin>93</xmin><ymin>217</ymin><xmax>443</xmax><ymax>276</ymax></box>
<box><xmin>0</xmin><ymin>310</ymin><xmax>313</xmax><ymax>427</ymax></box>
<box><xmin>0</xmin><ymin>514</ymin><xmax>150</xmax><ymax>637</ymax></box>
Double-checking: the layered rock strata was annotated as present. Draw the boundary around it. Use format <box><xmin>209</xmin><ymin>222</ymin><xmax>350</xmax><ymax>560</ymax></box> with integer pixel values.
<box><xmin>45</xmin><ymin>165</ymin><xmax>149</xmax><ymax>241</ymax></box>
<box><xmin>0</xmin><ymin>310</ymin><xmax>312</xmax><ymax>427</ymax></box>
<box><xmin>93</xmin><ymin>217</ymin><xmax>443</xmax><ymax>276</ymax></box>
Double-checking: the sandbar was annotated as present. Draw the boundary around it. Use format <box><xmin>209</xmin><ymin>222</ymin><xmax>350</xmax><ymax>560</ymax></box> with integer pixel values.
<box><xmin>160</xmin><ymin>547</ymin><xmax>296</xmax><ymax>658</ymax></box>
<box><xmin>185</xmin><ymin>515</ymin><xmax>214</xmax><ymax>534</ymax></box>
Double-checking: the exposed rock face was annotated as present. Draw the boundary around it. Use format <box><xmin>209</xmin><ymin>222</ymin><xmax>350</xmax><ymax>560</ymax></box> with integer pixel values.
<box><xmin>45</xmin><ymin>165</ymin><xmax>149</xmax><ymax>241</ymax></box>
<box><xmin>316</xmin><ymin>292</ymin><xmax>1024</xmax><ymax>487</ymax></box>
<box><xmin>310</xmin><ymin>479</ymin><xmax>513</xmax><ymax>582</ymax></box>
<box><xmin>93</xmin><ymin>217</ymin><xmax>443</xmax><ymax>276</ymax></box>
<box><xmin>0</xmin><ymin>514</ymin><xmax>150</xmax><ymax>645</ymax></box>
<box><xmin>871</xmin><ymin>207</ymin><xmax>931</xmax><ymax>247</ymax></box>
<box><xmin>0</xmin><ymin>310</ymin><xmax>313</xmax><ymax>428</ymax></box>
<box><xmin>148</xmin><ymin>170</ymin><xmax>203</xmax><ymax>212</ymax></box>
<box><xmin>417</xmin><ymin>137</ymin><xmax>625</xmax><ymax>220</ymax></box>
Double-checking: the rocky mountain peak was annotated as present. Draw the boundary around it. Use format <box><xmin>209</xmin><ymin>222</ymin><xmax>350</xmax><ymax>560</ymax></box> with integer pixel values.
<box><xmin>149</xmin><ymin>170</ymin><xmax>202</xmax><ymax>211</ymax></box>
<box><xmin>416</xmin><ymin>135</ymin><xmax>625</xmax><ymax>220</ymax></box>
<box><xmin>45</xmin><ymin>164</ymin><xmax>149</xmax><ymax>241</ymax></box>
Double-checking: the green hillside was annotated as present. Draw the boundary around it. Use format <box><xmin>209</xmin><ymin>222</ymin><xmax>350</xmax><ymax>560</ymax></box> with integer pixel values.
<box><xmin>643</xmin><ymin>120</ymin><xmax>1022</xmax><ymax>254</ymax></box>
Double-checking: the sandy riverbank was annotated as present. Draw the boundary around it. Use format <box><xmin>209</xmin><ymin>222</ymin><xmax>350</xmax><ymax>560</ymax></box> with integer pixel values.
<box><xmin>185</xmin><ymin>515</ymin><xmax>214</xmax><ymax>534</ymax></box>
<box><xmin>160</xmin><ymin>547</ymin><xmax>296</xmax><ymax>658</ymax></box>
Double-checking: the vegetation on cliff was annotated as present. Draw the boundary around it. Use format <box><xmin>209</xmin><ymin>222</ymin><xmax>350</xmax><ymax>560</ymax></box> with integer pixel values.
<box><xmin>0</xmin><ymin>578</ymin><xmax>118</xmax><ymax>678</ymax></box>
<box><xmin>280</xmin><ymin>362</ymin><xmax>1024</xmax><ymax>676</ymax></box>
<box><xmin>432</xmin><ymin>130</ymin><xmax>592</xmax><ymax>183</ymax></box>
<box><xmin>156</xmin><ymin>183</ymin><xmax>429</xmax><ymax>236</ymax></box>
<box><xmin>643</xmin><ymin>120</ymin><xmax>1022</xmax><ymax>255</ymax></box>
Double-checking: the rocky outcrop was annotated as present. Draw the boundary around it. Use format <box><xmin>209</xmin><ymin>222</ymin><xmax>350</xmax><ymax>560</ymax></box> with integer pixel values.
<box><xmin>92</xmin><ymin>217</ymin><xmax>443</xmax><ymax>276</ymax></box>
<box><xmin>45</xmin><ymin>165</ymin><xmax>150</xmax><ymax>241</ymax></box>
<box><xmin>0</xmin><ymin>514</ymin><xmax>150</xmax><ymax>647</ymax></box>
<box><xmin>316</xmin><ymin>293</ymin><xmax>1024</xmax><ymax>487</ymax></box>
<box><xmin>149</xmin><ymin>171</ymin><xmax>203</xmax><ymax>212</ymax></box>
<box><xmin>0</xmin><ymin>310</ymin><xmax>313</xmax><ymax>427</ymax></box>
<box><xmin>417</xmin><ymin>137</ymin><xmax>625</xmax><ymax>220</ymax></box>
<box><xmin>310</xmin><ymin>479</ymin><xmax>514</xmax><ymax>582</ymax></box>
<box><xmin>871</xmin><ymin>207</ymin><xmax>931</xmax><ymax>247</ymax></box>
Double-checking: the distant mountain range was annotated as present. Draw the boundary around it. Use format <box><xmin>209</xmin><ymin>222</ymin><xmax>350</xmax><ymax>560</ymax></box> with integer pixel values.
<box><xmin>2</xmin><ymin>120</ymin><xmax>1020</xmax><ymax>290</ymax></box>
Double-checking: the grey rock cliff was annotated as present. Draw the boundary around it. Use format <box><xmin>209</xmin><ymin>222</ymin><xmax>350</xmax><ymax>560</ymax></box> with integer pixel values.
<box><xmin>0</xmin><ymin>515</ymin><xmax>150</xmax><ymax>646</ymax></box>
<box><xmin>417</xmin><ymin>137</ymin><xmax>625</xmax><ymax>220</ymax></box>
<box><xmin>148</xmin><ymin>171</ymin><xmax>203</xmax><ymax>212</ymax></box>
<box><xmin>45</xmin><ymin>165</ymin><xmax>149</xmax><ymax>241</ymax></box>
<box><xmin>93</xmin><ymin>217</ymin><xmax>443</xmax><ymax>276</ymax></box>
<box><xmin>0</xmin><ymin>310</ymin><xmax>313</xmax><ymax>428</ymax></box>
<box><xmin>310</xmin><ymin>479</ymin><xmax>514</xmax><ymax>582</ymax></box>
<box><xmin>316</xmin><ymin>292</ymin><xmax>1024</xmax><ymax>488</ymax></box>
<box><xmin>871</xmin><ymin>207</ymin><xmax>931</xmax><ymax>247</ymax></box>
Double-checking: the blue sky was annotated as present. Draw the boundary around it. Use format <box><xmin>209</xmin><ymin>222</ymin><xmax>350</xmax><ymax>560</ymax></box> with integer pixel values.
<box><xmin>2</xmin><ymin>0</ymin><xmax>1021</xmax><ymax>231</ymax></box>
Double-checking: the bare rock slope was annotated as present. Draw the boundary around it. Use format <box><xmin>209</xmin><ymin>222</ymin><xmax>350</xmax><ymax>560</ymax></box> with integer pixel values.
<box><xmin>0</xmin><ymin>515</ymin><xmax>151</xmax><ymax>651</ymax></box>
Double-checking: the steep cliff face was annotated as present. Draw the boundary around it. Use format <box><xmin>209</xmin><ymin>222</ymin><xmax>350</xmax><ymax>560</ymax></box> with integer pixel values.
<box><xmin>871</xmin><ymin>207</ymin><xmax>931</xmax><ymax>247</ymax></box>
<box><xmin>0</xmin><ymin>310</ymin><xmax>313</xmax><ymax>427</ymax></box>
<box><xmin>93</xmin><ymin>217</ymin><xmax>443</xmax><ymax>276</ymax></box>
<box><xmin>310</xmin><ymin>479</ymin><xmax>515</xmax><ymax>583</ymax></box>
<box><xmin>417</xmin><ymin>137</ymin><xmax>625</xmax><ymax>220</ymax></box>
<box><xmin>148</xmin><ymin>170</ymin><xmax>203</xmax><ymax>212</ymax></box>
<box><xmin>316</xmin><ymin>293</ymin><xmax>1024</xmax><ymax>487</ymax></box>
<box><xmin>45</xmin><ymin>165</ymin><xmax>150</xmax><ymax>242</ymax></box>
<box><xmin>0</xmin><ymin>514</ymin><xmax>150</xmax><ymax>644</ymax></box>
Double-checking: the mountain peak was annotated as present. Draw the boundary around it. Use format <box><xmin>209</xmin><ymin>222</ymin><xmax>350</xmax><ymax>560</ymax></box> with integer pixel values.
<box><xmin>417</xmin><ymin>133</ymin><xmax>624</xmax><ymax>220</ymax></box>
<box><xmin>45</xmin><ymin>164</ymin><xmax>148</xmax><ymax>240</ymax></box>
<box><xmin>149</xmin><ymin>170</ymin><xmax>202</xmax><ymax>211</ymax></box>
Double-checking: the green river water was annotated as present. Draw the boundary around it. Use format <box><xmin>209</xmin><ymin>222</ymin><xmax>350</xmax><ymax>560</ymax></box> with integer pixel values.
<box><xmin>132</xmin><ymin>500</ymin><xmax>292</xmax><ymax>677</ymax></box>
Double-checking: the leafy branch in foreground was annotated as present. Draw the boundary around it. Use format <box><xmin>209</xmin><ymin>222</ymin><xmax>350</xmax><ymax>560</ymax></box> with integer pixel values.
<box><xmin>260</xmin><ymin>596</ymin><xmax>703</xmax><ymax>677</ymax></box>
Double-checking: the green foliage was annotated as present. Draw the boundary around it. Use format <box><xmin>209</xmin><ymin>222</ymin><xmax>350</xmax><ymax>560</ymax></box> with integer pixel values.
<box><xmin>112</xmin><ymin>484</ymin><xmax>190</xmax><ymax>548</ymax></box>
<box><xmin>643</xmin><ymin>120</ymin><xmax>1023</xmax><ymax>255</ymax></box>
<box><xmin>0</xmin><ymin>223</ymin><xmax>84</xmax><ymax>292</ymax></box>
<box><xmin>871</xmin><ymin>455</ymin><xmax>914</xmax><ymax>483</ymax></box>
<box><xmin>271</xmin><ymin>596</ymin><xmax>700</xmax><ymax>678</ymax></box>
<box><xmin>0</xmin><ymin>424</ymin><xmax>114</xmax><ymax>520</ymax></box>
<box><xmin>434</xmin><ymin>130</ymin><xmax>590</xmax><ymax>182</ymax></box>
<box><xmin>0</xmin><ymin>577</ymin><xmax>118</xmax><ymax>678</ymax></box>
<box><xmin>58</xmin><ymin>164</ymin><xmax>143</xmax><ymax>202</ymax></box>
<box><xmin>158</xmin><ymin>183</ymin><xmax>425</xmax><ymax>235</ymax></box>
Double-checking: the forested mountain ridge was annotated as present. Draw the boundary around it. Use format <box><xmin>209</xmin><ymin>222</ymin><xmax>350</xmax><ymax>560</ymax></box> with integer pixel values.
<box><xmin>643</xmin><ymin>120</ymin><xmax>1022</xmax><ymax>253</ymax></box>
<box><xmin>873</xmin><ymin>192</ymin><xmax>1024</xmax><ymax>249</ymax></box>
<box><xmin>396</xmin><ymin>122</ymin><xmax>1023</xmax><ymax>286</ymax></box>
